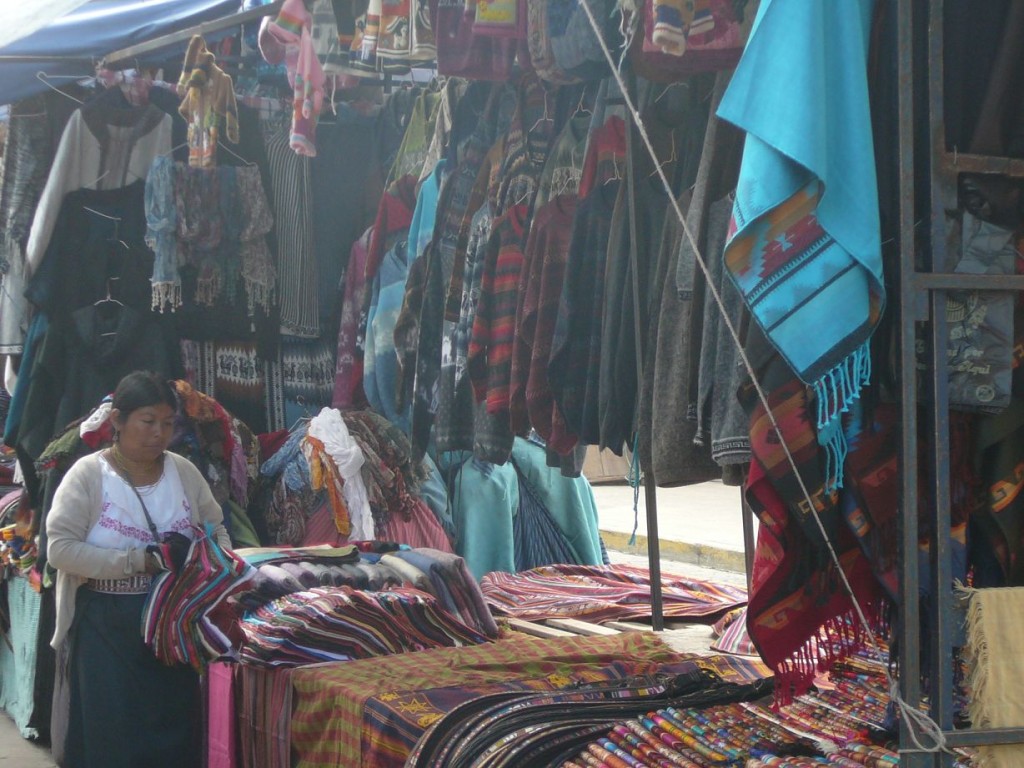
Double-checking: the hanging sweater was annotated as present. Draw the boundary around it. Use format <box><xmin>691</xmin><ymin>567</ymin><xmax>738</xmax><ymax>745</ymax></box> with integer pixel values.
<box><xmin>548</xmin><ymin>180</ymin><xmax>619</xmax><ymax>444</ymax></box>
<box><xmin>332</xmin><ymin>228</ymin><xmax>372</xmax><ymax>409</ymax></box>
<box><xmin>24</xmin><ymin>102</ymin><xmax>171</xmax><ymax>279</ymax></box>
<box><xmin>410</xmin><ymin>85</ymin><xmax>512</xmax><ymax>460</ymax></box>
<box><xmin>642</xmin><ymin>198</ymin><xmax>719</xmax><ymax>487</ymax></box>
<box><xmin>466</xmin><ymin>204</ymin><xmax>529</xmax><ymax>416</ymax></box>
<box><xmin>17</xmin><ymin>304</ymin><xmax>182</xmax><ymax>464</ymax></box>
<box><xmin>695</xmin><ymin>196</ymin><xmax>751</xmax><ymax>467</ymax></box>
<box><xmin>521</xmin><ymin>196</ymin><xmax>579</xmax><ymax>452</ymax></box>
<box><xmin>176</xmin><ymin>35</ymin><xmax>241</xmax><ymax>168</ymax></box>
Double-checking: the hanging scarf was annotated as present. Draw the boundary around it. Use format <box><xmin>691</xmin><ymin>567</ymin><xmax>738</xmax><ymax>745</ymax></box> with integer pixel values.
<box><xmin>740</xmin><ymin>356</ymin><xmax>887</xmax><ymax>704</ymax></box>
<box><xmin>145</xmin><ymin>155</ymin><xmax>181</xmax><ymax>311</ymax></box>
<box><xmin>719</xmin><ymin>0</ymin><xmax>882</xmax><ymax>491</ymax></box>
<box><xmin>236</xmin><ymin>167</ymin><xmax>276</xmax><ymax>314</ymax></box>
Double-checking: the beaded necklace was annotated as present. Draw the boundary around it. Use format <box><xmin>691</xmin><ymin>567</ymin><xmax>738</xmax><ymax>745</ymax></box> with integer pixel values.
<box><xmin>109</xmin><ymin>443</ymin><xmax>165</xmax><ymax>488</ymax></box>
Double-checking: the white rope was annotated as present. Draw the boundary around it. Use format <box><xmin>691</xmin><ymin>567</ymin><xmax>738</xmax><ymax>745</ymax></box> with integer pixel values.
<box><xmin>574</xmin><ymin>0</ymin><xmax>948</xmax><ymax>753</ymax></box>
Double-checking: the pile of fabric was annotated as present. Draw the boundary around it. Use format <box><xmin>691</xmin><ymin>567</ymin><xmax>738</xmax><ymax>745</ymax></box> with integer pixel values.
<box><xmin>406</xmin><ymin>661</ymin><xmax>772</xmax><ymax>767</ymax></box>
<box><xmin>252</xmin><ymin>407</ymin><xmax>451</xmax><ymax>550</ymax></box>
<box><xmin>285</xmin><ymin>632</ymin><xmax>738</xmax><ymax>768</ymax></box>
<box><xmin>481</xmin><ymin>563</ymin><xmax>746</xmax><ymax>623</ymax></box>
<box><xmin>142</xmin><ymin>524</ymin><xmax>257</xmax><ymax>672</ymax></box>
<box><xmin>32</xmin><ymin>381</ymin><xmax>263</xmax><ymax>580</ymax></box>
<box><xmin>235</xmin><ymin>544</ymin><xmax>498</xmax><ymax>638</ymax></box>
<box><xmin>238</xmin><ymin>585</ymin><xmax>490</xmax><ymax>667</ymax></box>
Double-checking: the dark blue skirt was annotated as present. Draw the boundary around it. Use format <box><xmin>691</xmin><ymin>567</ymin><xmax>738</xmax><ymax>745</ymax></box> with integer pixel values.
<box><xmin>62</xmin><ymin>588</ymin><xmax>199</xmax><ymax>768</ymax></box>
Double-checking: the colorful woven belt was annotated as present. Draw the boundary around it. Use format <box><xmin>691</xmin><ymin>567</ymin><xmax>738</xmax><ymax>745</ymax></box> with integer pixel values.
<box><xmin>87</xmin><ymin>575</ymin><xmax>152</xmax><ymax>594</ymax></box>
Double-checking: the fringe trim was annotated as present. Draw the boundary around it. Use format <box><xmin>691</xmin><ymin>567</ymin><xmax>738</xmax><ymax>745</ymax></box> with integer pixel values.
<box><xmin>814</xmin><ymin>340</ymin><xmax>872</xmax><ymax>493</ymax></box>
<box><xmin>151</xmin><ymin>282</ymin><xmax>182</xmax><ymax>313</ymax></box>
<box><xmin>960</xmin><ymin>584</ymin><xmax>993</xmax><ymax>731</ymax></box>
<box><xmin>769</xmin><ymin>600</ymin><xmax>887</xmax><ymax>708</ymax></box>
<box><xmin>245</xmin><ymin>277</ymin><xmax>276</xmax><ymax>315</ymax></box>
<box><xmin>195</xmin><ymin>273</ymin><xmax>222</xmax><ymax>307</ymax></box>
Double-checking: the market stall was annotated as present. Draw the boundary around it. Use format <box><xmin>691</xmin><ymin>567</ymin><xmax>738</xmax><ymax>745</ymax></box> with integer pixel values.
<box><xmin>0</xmin><ymin>0</ymin><xmax>1020</xmax><ymax>765</ymax></box>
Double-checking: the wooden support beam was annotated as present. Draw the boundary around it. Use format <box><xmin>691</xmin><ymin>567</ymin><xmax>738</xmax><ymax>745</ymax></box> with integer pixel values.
<box><xmin>504</xmin><ymin>618</ymin><xmax>576</xmax><ymax>638</ymax></box>
<box><xmin>544</xmin><ymin>618</ymin><xmax>621</xmax><ymax>637</ymax></box>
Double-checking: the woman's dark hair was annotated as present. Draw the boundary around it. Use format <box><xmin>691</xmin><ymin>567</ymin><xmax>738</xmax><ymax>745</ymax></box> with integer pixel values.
<box><xmin>111</xmin><ymin>371</ymin><xmax>178</xmax><ymax>418</ymax></box>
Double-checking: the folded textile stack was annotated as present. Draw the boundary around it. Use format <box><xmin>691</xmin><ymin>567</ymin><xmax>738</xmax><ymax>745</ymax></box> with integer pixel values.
<box><xmin>481</xmin><ymin>563</ymin><xmax>747</xmax><ymax>624</ymax></box>
<box><xmin>237</xmin><ymin>586</ymin><xmax>490</xmax><ymax>667</ymax></box>
<box><xmin>406</xmin><ymin>666</ymin><xmax>773</xmax><ymax>767</ymax></box>
<box><xmin>143</xmin><ymin>525</ymin><xmax>257</xmax><ymax>672</ymax></box>
<box><xmin>235</xmin><ymin>545</ymin><xmax>499</xmax><ymax>637</ymax></box>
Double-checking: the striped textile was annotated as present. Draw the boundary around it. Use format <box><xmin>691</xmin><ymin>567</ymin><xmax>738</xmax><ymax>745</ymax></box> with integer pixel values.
<box><xmin>710</xmin><ymin>606</ymin><xmax>758</xmax><ymax>657</ymax></box>
<box><xmin>263</xmin><ymin>120</ymin><xmax>319</xmax><ymax>337</ymax></box>
<box><xmin>366</xmin><ymin>653</ymin><xmax>771</xmax><ymax>768</ymax></box>
<box><xmin>238</xmin><ymin>664</ymin><xmax>293</xmax><ymax>768</ymax></box>
<box><xmin>466</xmin><ymin>204</ymin><xmax>529</xmax><ymax>414</ymax></box>
<box><xmin>481</xmin><ymin>564</ymin><xmax>746</xmax><ymax>623</ymax></box>
<box><xmin>237</xmin><ymin>586</ymin><xmax>489</xmax><ymax>667</ymax></box>
<box><xmin>289</xmin><ymin>632</ymin><xmax>683</xmax><ymax>768</ymax></box>
<box><xmin>142</xmin><ymin>525</ymin><xmax>257</xmax><ymax>672</ymax></box>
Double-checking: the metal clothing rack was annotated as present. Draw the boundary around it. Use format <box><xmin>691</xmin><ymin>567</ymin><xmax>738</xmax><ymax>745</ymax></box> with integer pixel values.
<box><xmin>898</xmin><ymin>0</ymin><xmax>1024</xmax><ymax>763</ymax></box>
<box><xmin>102</xmin><ymin>1</ymin><xmax>283</xmax><ymax>68</ymax></box>
<box><xmin>607</xmin><ymin>78</ymin><xmax>668</xmax><ymax>632</ymax></box>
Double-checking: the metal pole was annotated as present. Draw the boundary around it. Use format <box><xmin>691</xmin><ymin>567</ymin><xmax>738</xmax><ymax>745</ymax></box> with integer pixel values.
<box><xmin>925</xmin><ymin>0</ymin><xmax>954</xmax><ymax>762</ymax></box>
<box><xmin>623</xmin><ymin>69</ymin><xmax>665</xmax><ymax>632</ymax></box>
<box><xmin>897</xmin><ymin>0</ymin><xmax>927</xmax><ymax>764</ymax></box>
<box><xmin>741</xmin><ymin>490</ymin><xmax>756</xmax><ymax>594</ymax></box>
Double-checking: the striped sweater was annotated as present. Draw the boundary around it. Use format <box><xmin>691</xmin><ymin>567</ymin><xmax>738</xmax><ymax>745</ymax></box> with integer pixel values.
<box><xmin>467</xmin><ymin>204</ymin><xmax>529</xmax><ymax>416</ymax></box>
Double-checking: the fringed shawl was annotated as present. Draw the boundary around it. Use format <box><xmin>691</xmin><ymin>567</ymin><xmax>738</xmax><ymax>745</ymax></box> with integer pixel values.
<box><xmin>719</xmin><ymin>0</ymin><xmax>883</xmax><ymax>491</ymax></box>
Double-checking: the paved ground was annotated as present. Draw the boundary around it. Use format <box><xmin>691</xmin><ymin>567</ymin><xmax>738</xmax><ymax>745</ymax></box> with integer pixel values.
<box><xmin>0</xmin><ymin>714</ymin><xmax>53</xmax><ymax>767</ymax></box>
<box><xmin>592</xmin><ymin>479</ymin><xmax>756</xmax><ymax>573</ymax></box>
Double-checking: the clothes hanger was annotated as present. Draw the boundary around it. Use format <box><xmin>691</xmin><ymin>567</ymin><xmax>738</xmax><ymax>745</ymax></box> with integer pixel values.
<box><xmin>83</xmin><ymin>206</ymin><xmax>129</xmax><ymax>250</ymax></box>
<box><xmin>218</xmin><ymin>141</ymin><xmax>256</xmax><ymax>167</ymax></box>
<box><xmin>529</xmin><ymin>90</ymin><xmax>554</xmax><ymax>134</ymax></box>
<box><xmin>572</xmin><ymin>86</ymin><xmax>593</xmax><ymax>118</ymax></box>
<box><xmin>35</xmin><ymin>71</ymin><xmax>86</xmax><ymax>104</ymax></box>
<box><xmin>649</xmin><ymin>130</ymin><xmax>677</xmax><ymax>178</ymax></box>
<box><xmin>288</xmin><ymin>396</ymin><xmax>314</xmax><ymax>433</ymax></box>
<box><xmin>160</xmin><ymin>141</ymin><xmax>189</xmax><ymax>158</ymax></box>
<box><xmin>95</xmin><ymin>279</ymin><xmax>125</xmax><ymax>336</ymax></box>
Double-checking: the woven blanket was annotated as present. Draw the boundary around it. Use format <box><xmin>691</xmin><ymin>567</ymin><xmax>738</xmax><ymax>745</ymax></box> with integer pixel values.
<box><xmin>365</xmin><ymin>650</ymin><xmax>773</xmax><ymax>768</ymax></box>
<box><xmin>480</xmin><ymin>563</ymin><xmax>746</xmax><ymax>623</ymax></box>
<box><xmin>963</xmin><ymin>586</ymin><xmax>1024</xmax><ymax>768</ymax></box>
<box><xmin>718</xmin><ymin>0</ymin><xmax>883</xmax><ymax>490</ymax></box>
<box><xmin>290</xmin><ymin>632</ymin><xmax>681</xmax><ymax>767</ymax></box>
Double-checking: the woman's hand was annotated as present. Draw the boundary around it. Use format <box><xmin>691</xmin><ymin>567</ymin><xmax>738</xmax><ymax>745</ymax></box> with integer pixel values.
<box><xmin>144</xmin><ymin>550</ymin><xmax>163</xmax><ymax>574</ymax></box>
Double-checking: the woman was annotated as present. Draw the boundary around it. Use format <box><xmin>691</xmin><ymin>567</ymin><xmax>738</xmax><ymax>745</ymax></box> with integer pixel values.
<box><xmin>47</xmin><ymin>371</ymin><xmax>231</xmax><ymax>768</ymax></box>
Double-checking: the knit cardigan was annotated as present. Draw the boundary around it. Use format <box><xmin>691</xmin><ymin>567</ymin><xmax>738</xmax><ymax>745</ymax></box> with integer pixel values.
<box><xmin>46</xmin><ymin>451</ymin><xmax>230</xmax><ymax>648</ymax></box>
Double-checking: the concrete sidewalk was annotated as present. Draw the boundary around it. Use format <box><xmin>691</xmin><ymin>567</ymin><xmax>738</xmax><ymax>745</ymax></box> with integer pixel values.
<box><xmin>592</xmin><ymin>480</ymin><xmax>757</xmax><ymax>574</ymax></box>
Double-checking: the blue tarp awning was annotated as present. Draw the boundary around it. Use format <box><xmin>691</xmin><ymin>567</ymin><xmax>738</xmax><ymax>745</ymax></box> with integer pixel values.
<box><xmin>0</xmin><ymin>0</ymin><xmax>241</xmax><ymax>106</ymax></box>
